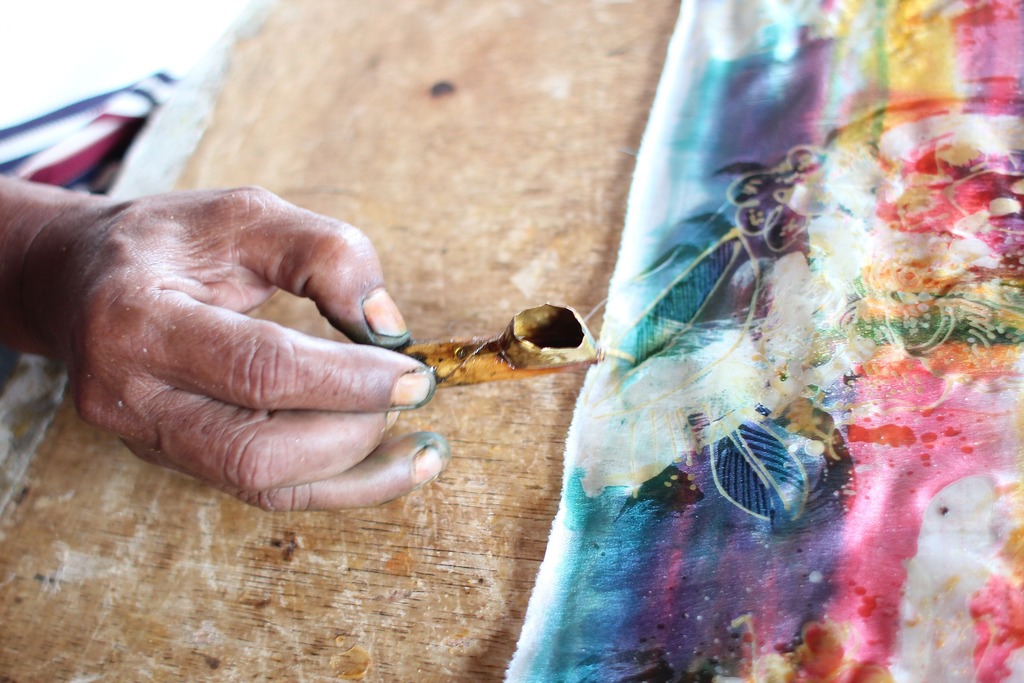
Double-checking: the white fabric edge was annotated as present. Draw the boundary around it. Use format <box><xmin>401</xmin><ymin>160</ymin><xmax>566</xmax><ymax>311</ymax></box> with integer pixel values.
<box><xmin>505</xmin><ymin>2</ymin><xmax>694</xmax><ymax>679</ymax></box>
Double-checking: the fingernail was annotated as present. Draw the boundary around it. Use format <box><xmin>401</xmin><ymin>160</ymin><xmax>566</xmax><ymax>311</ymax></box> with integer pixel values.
<box><xmin>363</xmin><ymin>289</ymin><xmax>408</xmax><ymax>339</ymax></box>
<box><xmin>391</xmin><ymin>369</ymin><xmax>435</xmax><ymax>409</ymax></box>
<box><xmin>386</xmin><ymin>411</ymin><xmax>400</xmax><ymax>429</ymax></box>
<box><xmin>413</xmin><ymin>445</ymin><xmax>445</xmax><ymax>485</ymax></box>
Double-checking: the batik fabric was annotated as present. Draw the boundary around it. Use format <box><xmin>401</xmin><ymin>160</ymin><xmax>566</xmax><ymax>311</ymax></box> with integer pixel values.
<box><xmin>511</xmin><ymin>1</ymin><xmax>1024</xmax><ymax>681</ymax></box>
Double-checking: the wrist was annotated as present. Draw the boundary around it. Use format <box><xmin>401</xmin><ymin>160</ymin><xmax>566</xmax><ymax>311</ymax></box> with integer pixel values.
<box><xmin>0</xmin><ymin>177</ymin><xmax>111</xmax><ymax>356</ymax></box>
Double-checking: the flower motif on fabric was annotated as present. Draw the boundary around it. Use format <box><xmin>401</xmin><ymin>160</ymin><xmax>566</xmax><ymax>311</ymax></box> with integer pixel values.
<box><xmin>837</xmin><ymin>117</ymin><xmax>1024</xmax><ymax>369</ymax></box>
<box><xmin>727</xmin><ymin>145</ymin><xmax>827</xmax><ymax>252</ymax></box>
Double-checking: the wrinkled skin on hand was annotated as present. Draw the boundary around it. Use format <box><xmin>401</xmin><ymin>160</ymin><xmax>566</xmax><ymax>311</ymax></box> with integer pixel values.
<box><xmin>0</xmin><ymin>178</ymin><xmax>449</xmax><ymax>510</ymax></box>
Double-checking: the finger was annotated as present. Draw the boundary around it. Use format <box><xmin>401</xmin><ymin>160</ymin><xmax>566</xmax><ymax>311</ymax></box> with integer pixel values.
<box><xmin>144</xmin><ymin>389</ymin><xmax>400</xmax><ymax>491</ymax></box>
<box><xmin>146</xmin><ymin>291</ymin><xmax>434</xmax><ymax>412</ymax></box>
<box><xmin>122</xmin><ymin>437</ymin><xmax>190</xmax><ymax>475</ymax></box>
<box><xmin>224</xmin><ymin>188</ymin><xmax>410</xmax><ymax>348</ymax></box>
<box><xmin>232</xmin><ymin>432</ymin><xmax>450</xmax><ymax>511</ymax></box>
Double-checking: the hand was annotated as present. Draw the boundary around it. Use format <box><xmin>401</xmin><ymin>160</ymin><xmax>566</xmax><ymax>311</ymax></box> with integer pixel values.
<box><xmin>0</xmin><ymin>178</ymin><xmax>449</xmax><ymax>510</ymax></box>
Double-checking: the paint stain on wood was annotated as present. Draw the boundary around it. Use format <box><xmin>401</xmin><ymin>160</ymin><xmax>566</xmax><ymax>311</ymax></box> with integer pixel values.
<box><xmin>429</xmin><ymin>81</ymin><xmax>456</xmax><ymax>98</ymax></box>
<box><xmin>384</xmin><ymin>551</ymin><xmax>412</xmax><ymax>577</ymax></box>
<box><xmin>269</xmin><ymin>531</ymin><xmax>299</xmax><ymax>561</ymax></box>
<box><xmin>330</xmin><ymin>638</ymin><xmax>371</xmax><ymax>680</ymax></box>
<box><xmin>12</xmin><ymin>486</ymin><xmax>29</xmax><ymax>505</ymax></box>
<box><xmin>443</xmin><ymin>627</ymin><xmax>472</xmax><ymax>650</ymax></box>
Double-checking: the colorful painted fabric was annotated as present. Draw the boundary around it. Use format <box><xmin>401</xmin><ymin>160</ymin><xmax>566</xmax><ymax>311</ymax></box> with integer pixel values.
<box><xmin>509</xmin><ymin>1</ymin><xmax>1024</xmax><ymax>681</ymax></box>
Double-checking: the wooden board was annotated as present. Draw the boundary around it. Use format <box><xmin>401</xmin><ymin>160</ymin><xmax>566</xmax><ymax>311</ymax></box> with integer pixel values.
<box><xmin>0</xmin><ymin>1</ymin><xmax>677</xmax><ymax>679</ymax></box>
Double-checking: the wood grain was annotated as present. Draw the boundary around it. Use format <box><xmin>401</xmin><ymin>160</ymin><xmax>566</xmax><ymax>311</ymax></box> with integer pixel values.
<box><xmin>0</xmin><ymin>1</ymin><xmax>677</xmax><ymax>679</ymax></box>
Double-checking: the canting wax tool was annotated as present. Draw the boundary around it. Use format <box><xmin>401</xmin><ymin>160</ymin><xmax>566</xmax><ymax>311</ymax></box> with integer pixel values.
<box><xmin>399</xmin><ymin>304</ymin><xmax>601</xmax><ymax>386</ymax></box>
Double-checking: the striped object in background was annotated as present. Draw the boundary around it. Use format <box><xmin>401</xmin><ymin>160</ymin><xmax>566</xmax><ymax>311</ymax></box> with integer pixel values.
<box><xmin>0</xmin><ymin>73</ymin><xmax>173</xmax><ymax>192</ymax></box>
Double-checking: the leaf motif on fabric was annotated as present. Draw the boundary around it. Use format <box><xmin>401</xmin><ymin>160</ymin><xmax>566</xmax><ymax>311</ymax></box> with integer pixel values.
<box><xmin>710</xmin><ymin>421</ymin><xmax>809</xmax><ymax>521</ymax></box>
<box><xmin>617</xmin><ymin>464</ymin><xmax>704</xmax><ymax>520</ymax></box>
<box><xmin>618</xmin><ymin>236</ymin><xmax>742</xmax><ymax>366</ymax></box>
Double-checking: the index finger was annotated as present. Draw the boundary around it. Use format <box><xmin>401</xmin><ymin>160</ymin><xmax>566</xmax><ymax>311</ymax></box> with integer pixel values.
<box><xmin>149</xmin><ymin>291</ymin><xmax>435</xmax><ymax>412</ymax></box>
<box><xmin>225</xmin><ymin>187</ymin><xmax>411</xmax><ymax>348</ymax></box>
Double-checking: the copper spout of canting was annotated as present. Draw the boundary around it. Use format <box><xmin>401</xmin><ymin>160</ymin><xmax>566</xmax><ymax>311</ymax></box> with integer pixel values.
<box><xmin>399</xmin><ymin>304</ymin><xmax>601</xmax><ymax>386</ymax></box>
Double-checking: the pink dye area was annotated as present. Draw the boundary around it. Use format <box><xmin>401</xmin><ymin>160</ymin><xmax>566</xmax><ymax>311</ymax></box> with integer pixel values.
<box><xmin>952</xmin><ymin>0</ymin><xmax>1023</xmax><ymax>110</ymax></box>
<box><xmin>825</xmin><ymin>354</ymin><xmax>1019</xmax><ymax>669</ymax></box>
<box><xmin>970</xmin><ymin>575</ymin><xmax>1024</xmax><ymax>683</ymax></box>
<box><xmin>875</xmin><ymin>137</ymin><xmax>1024</xmax><ymax>282</ymax></box>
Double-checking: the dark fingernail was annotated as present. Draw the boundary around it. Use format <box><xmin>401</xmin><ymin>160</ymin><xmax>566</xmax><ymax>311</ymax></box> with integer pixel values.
<box><xmin>391</xmin><ymin>368</ymin><xmax>435</xmax><ymax>409</ymax></box>
<box><xmin>413</xmin><ymin>444</ymin><xmax>445</xmax><ymax>485</ymax></box>
<box><xmin>363</xmin><ymin>289</ymin><xmax>408</xmax><ymax>339</ymax></box>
